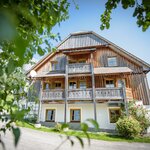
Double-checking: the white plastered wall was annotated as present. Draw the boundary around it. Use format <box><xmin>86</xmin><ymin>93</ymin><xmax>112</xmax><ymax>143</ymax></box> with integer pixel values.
<box><xmin>40</xmin><ymin>102</ymin><xmax>117</xmax><ymax>130</ymax></box>
<box><xmin>41</xmin><ymin>104</ymin><xmax>65</xmax><ymax>122</ymax></box>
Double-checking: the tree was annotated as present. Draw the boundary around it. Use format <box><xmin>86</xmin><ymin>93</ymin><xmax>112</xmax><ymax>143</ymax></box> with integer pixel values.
<box><xmin>101</xmin><ymin>0</ymin><xmax>150</xmax><ymax>31</ymax></box>
<box><xmin>0</xmin><ymin>0</ymin><xmax>70</xmax><ymax>148</ymax></box>
<box><xmin>1</xmin><ymin>0</ymin><xmax>149</xmax><ymax>148</ymax></box>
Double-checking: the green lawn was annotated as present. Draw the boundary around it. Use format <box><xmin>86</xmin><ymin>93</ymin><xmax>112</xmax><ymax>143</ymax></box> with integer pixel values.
<box><xmin>16</xmin><ymin>121</ymin><xmax>150</xmax><ymax>143</ymax></box>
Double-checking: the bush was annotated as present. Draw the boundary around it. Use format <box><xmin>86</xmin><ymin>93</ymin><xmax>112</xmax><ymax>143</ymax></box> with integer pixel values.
<box><xmin>54</xmin><ymin>123</ymin><xmax>62</xmax><ymax>132</ymax></box>
<box><xmin>54</xmin><ymin>123</ymin><xmax>69</xmax><ymax>132</ymax></box>
<box><xmin>24</xmin><ymin>114</ymin><xmax>38</xmax><ymax>123</ymax></box>
<box><xmin>128</xmin><ymin>101</ymin><xmax>150</xmax><ymax>133</ymax></box>
<box><xmin>116</xmin><ymin>116</ymin><xmax>142</xmax><ymax>138</ymax></box>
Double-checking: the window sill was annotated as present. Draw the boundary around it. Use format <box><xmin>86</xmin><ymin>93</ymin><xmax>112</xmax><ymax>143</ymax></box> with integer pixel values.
<box><xmin>70</xmin><ymin>121</ymin><xmax>80</xmax><ymax>123</ymax></box>
<box><xmin>45</xmin><ymin>121</ymin><xmax>55</xmax><ymax>122</ymax></box>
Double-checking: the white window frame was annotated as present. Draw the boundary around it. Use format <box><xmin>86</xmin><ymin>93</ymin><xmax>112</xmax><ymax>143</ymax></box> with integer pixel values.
<box><xmin>107</xmin><ymin>57</ymin><xmax>118</xmax><ymax>67</ymax></box>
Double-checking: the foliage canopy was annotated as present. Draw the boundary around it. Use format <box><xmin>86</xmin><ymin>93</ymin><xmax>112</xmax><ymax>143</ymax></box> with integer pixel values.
<box><xmin>101</xmin><ymin>0</ymin><xmax>150</xmax><ymax>31</ymax></box>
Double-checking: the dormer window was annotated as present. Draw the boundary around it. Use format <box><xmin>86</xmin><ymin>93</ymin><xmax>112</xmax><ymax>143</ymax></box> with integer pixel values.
<box><xmin>107</xmin><ymin>57</ymin><xmax>117</xmax><ymax>67</ymax></box>
<box><xmin>51</xmin><ymin>61</ymin><xmax>58</xmax><ymax>71</ymax></box>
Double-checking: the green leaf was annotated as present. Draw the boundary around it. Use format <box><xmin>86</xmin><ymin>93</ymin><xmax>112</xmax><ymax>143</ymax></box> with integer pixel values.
<box><xmin>84</xmin><ymin>131</ymin><xmax>90</xmax><ymax>146</ymax></box>
<box><xmin>75</xmin><ymin>136</ymin><xmax>84</xmax><ymax>148</ymax></box>
<box><xmin>106</xmin><ymin>22</ymin><xmax>110</xmax><ymax>29</ymax></box>
<box><xmin>7</xmin><ymin>59</ymin><xmax>16</xmax><ymax>74</ymax></box>
<box><xmin>81</xmin><ymin>122</ymin><xmax>88</xmax><ymax>132</ymax></box>
<box><xmin>61</xmin><ymin>123</ymin><xmax>69</xmax><ymax>130</ymax></box>
<box><xmin>12</xmin><ymin>127</ymin><xmax>21</xmax><ymax>147</ymax></box>
<box><xmin>86</xmin><ymin>119</ymin><xmax>99</xmax><ymax>131</ymax></box>
<box><xmin>37</xmin><ymin>46</ymin><xmax>45</xmax><ymax>56</ymax></box>
<box><xmin>69</xmin><ymin>139</ymin><xmax>74</xmax><ymax>147</ymax></box>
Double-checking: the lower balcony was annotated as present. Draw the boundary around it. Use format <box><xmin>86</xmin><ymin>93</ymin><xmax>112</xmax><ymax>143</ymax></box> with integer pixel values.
<box><xmin>41</xmin><ymin>88</ymin><xmax>123</xmax><ymax>101</ymax></box>
<box><xmin>68</xmin><ymin>89</ymin><xmax>93</xmax><ymax>100</ymax></box>
<box><xmin>95</xmin><ymin>88</ymin><xmax>123</xmax><ymax>100</ymax></box>
<box><xmin>41</xmin><ymin>89</ymin><xmax>65</xmax><ymax>100</ymax></box>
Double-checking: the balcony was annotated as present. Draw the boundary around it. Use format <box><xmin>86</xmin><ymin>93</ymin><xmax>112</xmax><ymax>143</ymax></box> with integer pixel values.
<box><xmin>68</xmin><ymin>89</ymin><xmax>92</xmax><ymax>100</ymax></box>
<box><xmin>41</xmin><ymin>89</ymin><xmax>65</xmax><ymax>100</ymax></box>
<box><xmin>95</xmin><ymin>88</ymin><xmax>123</xmax><ymax>100</ymax></box>
<box><xmin>68</xmin><ymin>63</ymin><xmax>91</xmax><ymax>74</ymax></box>
<box><xmin>41</xmin><ymin>88</ymin><xmax>123</xmax><ymax>101</ymax></box>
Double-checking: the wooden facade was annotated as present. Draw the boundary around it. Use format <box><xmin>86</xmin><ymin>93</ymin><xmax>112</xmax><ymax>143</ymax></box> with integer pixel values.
<box><xmin>26</xmin><ymin>31</ymin><xmax>150</xmax><ymax>112</ymax></box>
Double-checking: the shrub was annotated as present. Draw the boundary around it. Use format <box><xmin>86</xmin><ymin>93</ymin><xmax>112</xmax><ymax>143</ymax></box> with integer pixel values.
<box><xmin>54</xmin><ymin>123</ymin><xmax>62</xmax><ymax>132</ymax></box>
<box><xmin>116</xmin><ymin>116</ymin><xmax>142</xmax><ymax>138</ymax></box>
<box><xmin>24</xmin><ymin>114</ymin><xmax>38</xmax><ymax>123</ymax></box>
<box><xmin>128</xmin><ymin>101</ymin><xmax>150</xmax><ymax>133</ymax></box>
<box><xmin>54</xmin><ymin>123</ymin><xmax>69</xmax><ymax>132</ymax></box>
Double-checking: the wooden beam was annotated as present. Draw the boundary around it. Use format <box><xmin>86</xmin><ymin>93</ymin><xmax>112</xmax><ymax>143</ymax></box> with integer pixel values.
<box><xmin>91</xmin><ymin>53</ymin><xmax>97</xmax><ymax>121</ymax></box>
<box><xmin>143</xmin><ymin>73</ymin><xmax>150</xmax><ymax>105</ymax></box>
<box><xmin>64</xmin><ymin>56</ymin><xmax>69</xmax><ymax>123</ymax></box>
<box><xmin>37</xmin><ymin>82</ymin><xmax>42</xmax><ymax>123</ymax></box>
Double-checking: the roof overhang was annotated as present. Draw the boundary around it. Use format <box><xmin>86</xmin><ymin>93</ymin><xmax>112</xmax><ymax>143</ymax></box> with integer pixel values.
<box><xmin>62</xmin><ymin>48</ymin><xmax>96</xmax><ymax>54</ymax></box>
<box><xmin>94</xmin><ymin>67</ymin><xmax>132</xmax><ymax>75</ymax></box>
<box><xmin>31</xmin><ymin>73</ymin><xmax>65</xmax><ymax>78</ymax></box>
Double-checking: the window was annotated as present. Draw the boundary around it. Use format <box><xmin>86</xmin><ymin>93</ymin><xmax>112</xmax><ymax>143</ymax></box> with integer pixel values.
<box><xmin>70</xmin><ymin>109</ymin><xmax>81</xmax><ymax>122</ymax></box>
<box><xmin>117</xmin><ymin>79</ymin><xmax>126</xmax><ymax>88</ymax></box>
<box><xmin>108</xmin><ymin>57</ymin><xmax>117</xmax><ymax>67</ymax></box>
<box><xmin>45</xmin><ymin>109</ymin><xmax>55</xmax><ymax>122</ymax></box>
<box><xmin>106</xmin><ymin>80</ymin><xmax>115</xmax><ymax>88</ymax></box>
<box><xmin>51</xmin><ymin>62</ymin><xmax>58</xmax><ymax>71</ymax></box>
<box><xmin>69</xmin><ymin>81</ymin><xmax>77</xmax><ymax>89</ymax></box>
<box><xmin>109</xmin><ymin>108</ymin><xmax>121</xmax><ymax>123</ymax></box>
<box><xmin>79</xmin><ymin>81</ymin><xmax>86</xmax><ymax>89</ymax></box>
<box><xmin>55</xmin><ymin>82</ymin><xmax>61</xmax><ymax>89</ymax></box>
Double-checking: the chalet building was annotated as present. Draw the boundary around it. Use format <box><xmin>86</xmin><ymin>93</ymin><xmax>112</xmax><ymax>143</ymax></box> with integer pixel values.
<box><xmin>26</xmin><ymin>31</ymin><xmax>150</xmax><ymax>130</ymax></box>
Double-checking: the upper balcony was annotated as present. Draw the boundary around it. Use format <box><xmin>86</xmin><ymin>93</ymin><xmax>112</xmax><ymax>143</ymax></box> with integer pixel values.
<box><xmin>68</xmin><ymin>63</ymin><xmax>91</xmax><ymax>74</ymax></box>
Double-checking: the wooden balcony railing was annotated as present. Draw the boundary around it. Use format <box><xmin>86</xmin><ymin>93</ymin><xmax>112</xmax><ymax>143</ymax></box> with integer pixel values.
<box><xmin>68</xmin><ymin>63</ymin><xmax>91</xmax><ymax>74</ymax></box>
<box><xmin>68</xmin><ymin>89</ymin><xmax>92</xmax><ymax>100</ymax></box>
<box><xmin>95</xmin><ymin>88</ymin><xmax>123</xmax><ymax>100</ymax></box>
<box><xmin>41</xmin><ymin>89</ymin><xmax>65</xmax><ymax>100</ymax></box>
<box><xmin>41</xmin><ymin>88</ymin><xmax>123</xmax><ymax>101</ymax></box>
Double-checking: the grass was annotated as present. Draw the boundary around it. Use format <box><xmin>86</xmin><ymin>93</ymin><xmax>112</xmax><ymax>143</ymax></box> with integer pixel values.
<box><xmin>16</xmin><ymin>121</ymin><xmax>150</xmax><ymax>143</ymax></box>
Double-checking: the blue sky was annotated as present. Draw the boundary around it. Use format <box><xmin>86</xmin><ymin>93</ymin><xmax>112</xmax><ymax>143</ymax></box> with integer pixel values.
<box><xmin>34</xmin><ymin>0</ymin><xmax>150</xmax><ymax>86</ymax></box>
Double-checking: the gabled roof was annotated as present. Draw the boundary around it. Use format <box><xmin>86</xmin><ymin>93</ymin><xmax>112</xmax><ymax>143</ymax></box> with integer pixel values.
<box><xmin>26</xmin><ymin>31</ymin><xmax>150</xmax><ymax>75</ymax></box>
<box><xmin>26</xmin><ymin>52</ymin><xmax>55</xmax><ymax>76</ymax></box>
<box><xmin>57</xmin><ymin>31</ymin><xmax>108</xmax><ymax>50</ymax></box>
<box><xmin>57</xmin><ymin>31</ymin><xmax>150</xmax><ymax>70</ymax></box>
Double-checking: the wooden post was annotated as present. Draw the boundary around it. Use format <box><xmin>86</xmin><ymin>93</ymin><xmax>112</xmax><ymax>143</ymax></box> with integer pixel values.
<box><xmin>121</xmin><ymin>79</ymin><xmax>129</xmax><ymax>116</ymax></box>
<box><xmin>64</xmin><ymin>56</ymin><xmax>68</xmax><ymax>123</ymax></box>
<box><xmin>91</xmin><ymin>53</ymin><xmax>97</xmax><ymax>121</ymax></box>
<box><xmin>143</xmin><ymin>73</ymin><xmax>150</xmax><ymax>105</ymax></box>
<box><xmin>37</xmin><ymin>81</ymin><xmax>42</xmax><ymax>123</ymax></box>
